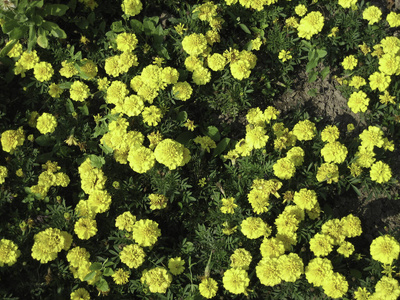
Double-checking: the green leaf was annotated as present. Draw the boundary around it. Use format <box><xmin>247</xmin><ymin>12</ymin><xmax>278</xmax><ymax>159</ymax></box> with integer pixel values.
<box><xmin>213</xmin><ymin>138</ymin><xmax>231</xmax><ymax>157</ymax></box>
<box><xmin>99</xmin><ymin>143</ymin><xmax>113</xmax><ymax>155</ymax></box>
<box><xmin>103</xmin><ymin>268</ymin><xmax>114</xmax><ymax>277</ymax></box>
<box><xmin>177</xmin><ymin>111</ymin><xmax>187</xmax><ymax>122</ymax></box>
<box><xmin>239</xmin><ymin>23</ymin><xmax>251</xmax><ymax>34</ymax></box>
<box><xmin>9</xmin><ymin>26</ymin><xmax>27</xmax><ymax>40</ymax></box>
<box><xmin>96</xmin><ymin>278</ymin><xmax>110</xmax><ymax>292</ymax></box>
<box><xmin>88</xmin><ymin>155</ymin><xmax>105</xmax><ymax>168</ymax></box>
<box><xmin>59</xmin><ymin>82</ymin><xmax>72</xmax><ymax>89</ymax></box>
<box><xmin>28</xmin><ymin>26</ymin><xmax>37</xmax><ymax>51</ymax></box>
<box><xmin>130</xmin><ymin>19</ymin><xmax>143</xmax><ymax>32</ymax></box>
<box><xmin>308</xmin><ymin>71</ymin><xmax>318</xmax><ymax>83</ymax></box>
<box><xmin>89</xmin><ymin>262</ymin><xmax>103</xmax><ymax>271</ymax></box>
<box><xmin>206</xmin><ymin>126</ymin><xmax>221</xmax><ymax>142</ymax></box>
<box><xmin>43</xmin><ymin>4</ymin><xmax>69</xmax><ymax>16</ymax></box>
<box><xmin>143</xmin><ymin>18</ymin><xmax>156</xmax><ymax>35</ymax></box>
<box><xmin>37</xmin><ymin>28</ymin><xmax>48</xmax><ymax>48</ymax></box>
<box><xmin>0</xmin><ymin>40</ymin><xmax>18</xmax><ymax>57</ymax></box>
<box><xmin>316</xmin><ymin>49</ymin><xmax>327</xmax><ymax>58</ymax></box>
<box><xmin>78</xmin><ymin>104</ymin><xmax>89</xmax><ymax>116</ymax></box>
<box><xmin>111</xmin><ymin>21</ymin><xmax>124</xmax><ymax>33</ymax></box>
<box><xmin>2</xmin><ymin>20</ymin><xmax>19</xmax><ymax>34</ymax></box>
<box><xmin>350</xmin><ymin>269</ymin><xmax>362</xmax><ymax>279</ymax></box>
<box><xmin>320</xmin><ymin>66</ymin><xmax>330</xmax><ymax>80</ymax></box>
<box><xmin>306</xmin><ymin>60</ymin><xmax>318</xmax><ymax>73</ymax></box>
<box><xmin>35</xmin><ymin>135</ymin><xmax>55</xmax><ymax>147</ymax></box>
<box><xmin>83</xmin><ymin>271</ymin><xmax>96</xmax><ymax>282</ymax></box>
<box><xmin>42</xmin><ymin>21</ymin><xmax>66</xmax><ymax>38</ymax></box>
<box><xmin>351</xmin><ymin>185</ymin><xmax>362</xmax><ymax>197</ymax></box>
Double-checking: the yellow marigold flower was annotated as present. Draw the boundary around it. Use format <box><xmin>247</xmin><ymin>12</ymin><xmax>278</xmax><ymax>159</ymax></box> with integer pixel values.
<box><xmin>74</xmin><ymin>218</ymin><xmax>97</xmax><ymax>240</ymax></box>
<box><xmin>349</xmin><ymin>75</ymin><xmax>366</xmax><ymax>89</ymax></box>
<box><xmin>222</xmin><ymin>221</ymin><xmax>237</xmax><ymax>235</ymax></box>
<box><xmin>48</xmin><ymin>83</ymin><xmax>63</xmax><ymax>98</ymax></box>
<box><xmin>70</xmin><ymin>288</ymin><xmax>90</xmax><ymax>300</ymax></box>
<box><xmin>322</xmin><ymin>272</ymin><xmax>348</xmax><ymax>299</ymax></box>
<box><xmin>154</xmin><ymin>139</ymin><xmax>191</xmax><ymax>170</ymax></box>
<box><xmin>112</xmin><ymin>268</ymin><xmax>130</xmax><ymax>285</ymax></box>
<box><xmin>348</xmin><ymin>90</ymin><xmax>370</xmax><ymax>113</ymax></box>
<box><xmin>245</xmin><ymin>125</ymin><xmax>269</xmax><ymax>149</ymax></box>
<box><xmin>79</xmin><ymin>59</ymin><xmax>97</xmax><ymax>79</ymax></box>
<box><xmin>168</xmin><ymin>257</ymin><xmax>185</xmax><ymax>275</ymax></box>
<box><xmin>285</xmin><ymin>16</ymin><xmax>299</xmax><ymax>28</ymax></box>
<box><xmin>182</xmin><ymin>33</ymin><xmax>207</xmax><ymax>57</ymax></box>
<box><xmin>106</xmin><ymin>80</ymin><xmax>128</xmax><ymax>105</ymax></box>
<box><xmin>70</xmin><ymin>81</ymin><xmax>90</xmax><ymax>102</ymax></box>
<box><xmin>66</xmin><ymin>246</ymin><xmax>90</xmax><ymax>267</ymax></box>
<box><xmin>256</xmin><ymin>257</ymin><xmax>281</xmax><ymax>287</ymax></box>
<box><xmin>172</xmin><ymin>81</ymin><xmax>193</xmax><ymax>101</ymax></box>
<box><xmin>5</xmin><ymin>40</ymin><xmax>22</xmax><ymax>58</ymax></box>
<box><xmin>338</xmin><ymin>0</ymin><xmax>357</xmax><ymax>9</ymax></box>
<box><xmin>15</xmin><ymin>168</ymin><xmax>23</xmax><ymax>177</ymax></box>
<box><xmin>141</xmin><ymin>267</ymin><xmax>172</xmax><ymax>293</ymax></box>
<box><xmin>349</xmin><ymin>162</ymin><xmax>363</xmax><ymax>177</ymax></box>
<box><xmin>97</xmin><ymin>77</ymin><xmax>110</xmax><ymax>92</ymax></box>
<box><xmin>208</xmin><ymin>53</ymin><xmax>226</xmax><ymax>71</ymax></box>
<box><xmin>104</xmin><ymin>55</ymin><xmax>121</xmax><ymax>77</ymax></box>
<box><xmin>115</xmin><ymin>211</ymin><xmax>136</xmax><ymax>232</ymax></box>
<box><xmin>1</xmin><ymin>127</ymin><xmax>25</xmax><ymax>153</ymax></box>
<box><xmin>374</xmin><ymin>276</ymin><xmax>400</xmax><ymax>300</ymax></box>
<box><xmin>230</xmin><ymin>59</ymin><xmax>251</xmax><ymax>80</ymax></box>
<box><xmin>121</xmin><ymin>0</ymin><xmax>142</xmax><ymax>17</ymax></box>
<box><xmin>31</xmin><ymin>228</ymin><xmax>72</xmax><ymax>263</ymax></box>
<box><xmin>321</xmin><ymin>125</ymin><xmax>339</xmax><ymax>143</ymax></box>
<box><xmin>120</xmin><ymin>244</ymin><xmax>145</xmax><ymax>268</ymax></box>
<box><xmin>359</xmin><ymin>42</ymin><xmax>371</xmax><ymax>55</ymax></box>
<box><xmin>161</xmin><ymin>67</ymin><xmax>179</xmax><ymax>84</ymax></box>
<box><xmin>87</xmin><ymin>190</ymin><xmax>112</xmax><ymax>214</ymax></box>
<box><xmin>131</xmin><ymin>219</ymin><xmax>161</xmax><ymax>247</ymax></box>
<box><xmin>337</xmin><ymin>241</ymin><xmax>355</xmax><ymax>257</ymax></box>
<box><xmin>379</xmin><ymin>91</ymin><xmax>396</xmax><ymax>105</ymax></box>
<box><xmin>273</xmin><ymin>157</ymin><xmax>296</xmax><ymax>180</ymax></box>
<box><xmin>354</xmin><ymin>287</ymin><xmax>371</xmax><ymax>300</ymax></box>
<box><xmin>278</xmin><ymin>253</ymin><xmax>304</xmax><ymax>282</ymax></box>
<box><xmin>369</xmin><ymin>71</ymin><xmax>391</xmax><ymax>92</ymax></box>
<box><xmin>148</xmin><ymin>193</ymin><xmax>168</xmax><ymax>210</ymax></box>
<box><xmin>36</xmin><ymin>113</ymin><xmax>57</xmax><ymax>135</ymax></box>
<box><xmin>341</xmin><ymin>55</ymin><xmax>358</xmax><ymax>70</ymax></box>
<box><xmin>379</xmin><ymin>53</ymin><xmax>400</xmax><ymax>76</ymax></box>
<box><xmin>363</xmin><ymin>6</ymin><xmax>382</xmax><ymax>25</ymax></box>
<box><xmin>60</xmin><ymin>60</ymin><xmax>78</xmax><ymax>78</ymax></box>
<box><xmin>18</xmin><ymin>50</ymin><xmax>39</xmax><ymax>70</ymax></box>
<box><xmin>292</xmin><ymin>120</ymin><xmax>316</xmax><ymax>141</ymax></box>
<box><xmin>0</xmin><ymin>238</ymin><xmax>20</xmax><ymax>266</ymax></box>
<box><xmin>260</xmin><ymin>237</ymin><xmax>285</xmax><ymax>258</ymax></box>
<box><xmin>286</xmin><ymin>146</ymin><xmax>304</xmax><ymax>167</ymax></box>
<box><xmin>383</xmin><ymin>138</ymin><xmax>395</xmax><ymax>151</ymax></box>
<box><xmin>220</xmin><ymin>197</ymin><xmax>237</xmax><ymax>214</ymax></box>
<box><xmin>142</xmin><ymin>105</ymin><xmax>163</xmax><ymax>126</ymax></box>
<box><xmin>321</xmin><ymin>219</ymin><xmax>346</xmax><ymax>245</ymax></box>
<box><xmin>359</xmin><ymin>126</ymin><xmax>384</xmax><ymax>150</ymax></box>
<box><xmin>278</xmin><ymin>50</ymin><xmax>292</xmax><ymax>62</ymax></box>
<box><xmin>305</xmin><ymin>257</ymin><xmax>333</xmax><ymax>287</ymax></box>
<box><xmin>199</xmin><ymin>277</ymin><xmax>218</xmax><ymax>299</ymax></box>
<box><xmin>247</xmin><ymin>189</ymin><xmax>269</xmax><ymax>214</ymax></box>
<box><xmin>192</xmin><ymin>66</ymin><xmax>211</xmax><ymax>86</ymax></box>
<box><xmin>223</xmin><ymin>268</ymin><xmax>249</xmax><ymax>294</ymax></box>
<box><xmin>328</xmin><ymin>27</ymin><xmax>339</xmax><ymax>37</ymax></box>
<box><xmin>297</xmin><ymin>11</ymin><xmax>324</xmax><ymax>40</ymax></box>
<box><xmin>174</xmin><ymin>23</ymin><xmax>186</xmax><ymax>35</ymax></box>
<box><xmin>241</xmin><ymin>217</ymin><xmax>270</xmax><ymax>239</ymax></box>
<box><xmin>127</xmin><ymin>146</ymin><xmax>155</xmax><ymax>173</ymax></box>
<box><xmin>250</xmin><ymin>37</ymin><xmax>262</xmax><ymax>51</ymax></box>
<box><xmin>230</xmin><ymin>248</ymin><xmax>252</xmax><ymax>270</ymax></box>
<box><xmin>309</xmin><ymin>233</ymin><xmax>334</xmax><ymax>257</ymax></box>
<box><xmin>321</xmin><ymin>141</ymin><xmax>348</xmax><ymax>164</ymax></box>
<box><xmin>370</xmin><ymin>161</ymin><xmax>392</xmax><ymax>183</ymax></box>
<box><xmin>295</xmin><ymin>4</ymin><xmax>307</xmax><ymax>17</ymax></box>
<box><xmin>341</xmin><ymin>214</ymin><xmax>362</xmax><ymax>238</ymax></box>
<box><xmin>387</xmin><ymin>12</ymin><xmax>400</xmax><ymax>28</ymax></box>
<box><xmin>116</xmin><ymin>32</ymin><xmax>138</xmax><ymax>52</ymax></box>
<box><xmin>33</xmin><ymin>61</ymin><xmax>54</xmax><ymax>82</ymax></box>
<box><xmin>293</xmin><ymin>188</ymin><xmax>318</xmax><ymax>211</ymax></box>
<box><xmin>206</xmin><ymin>30</ymin><xmax>220</xmax><ymax>46</ymax></box>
